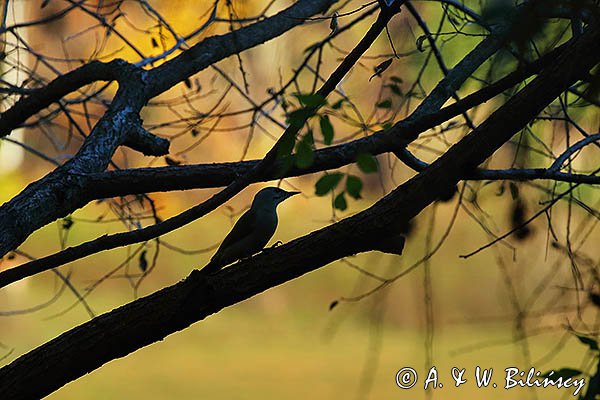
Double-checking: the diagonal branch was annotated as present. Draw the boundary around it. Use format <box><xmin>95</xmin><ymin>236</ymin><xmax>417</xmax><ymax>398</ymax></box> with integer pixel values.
<box><xmin>0</xmin><ymin>3</ymin><xmax>404</xmax><ymax>289</ymax></box>
<box><xmin>143</xmin><ymin>0</ymin><xmax>338</xmax><ymax>97</ymax></box>
<box><xmin>0</xmin><ymin>0</ymin><xmax>339</xmax><ymax>258</ymax></box>
<box><xmin>0</xmin><ymin>0</ymin><xmax>504</xmax><ymax>262</ymax></box>
<box><xmin>83</xmin><ymin>40</ymin><xmax>563</xmax><ymax>199</ymax></box>
<box><xmin>0</xmin><ymin>59</ymin><xmax>124</xmax><ymax>138</ymax></box>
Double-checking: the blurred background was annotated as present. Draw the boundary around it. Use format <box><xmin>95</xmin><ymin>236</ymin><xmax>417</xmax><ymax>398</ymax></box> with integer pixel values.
<box><xmin>1</xmin><ymin>1</ymin><xmax>599</xmax><ymax>398</ymax></box>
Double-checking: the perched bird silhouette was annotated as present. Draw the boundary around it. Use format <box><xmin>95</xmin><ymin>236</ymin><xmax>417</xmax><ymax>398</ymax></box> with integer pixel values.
<box><xmin>202</xmin><ymin>187</ymin><xmax>299</xmax><ymax>273</ymax></box>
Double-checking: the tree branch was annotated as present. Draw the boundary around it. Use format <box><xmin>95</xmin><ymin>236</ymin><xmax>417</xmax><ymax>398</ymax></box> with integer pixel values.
<box><xmin>82</xmin><ymin>41</ymin><xmax>563</xmax><ymax>199</ymax></box>
<box><xmin>396</xmin><ymin>147</ymin><xmax>600</xmax><ymax>184</ymax></box>
<box><xmin>0</xmin><ymin>59</ymin><xmax>125</xmax><ymax>138</ymax></box>
<box><xmin>143</xmin><ymin>0</ymin><xmax>338</xmax><ymax>97</ymax></box>
<box><xmin>122</xmin><ymin>124</ymin><xmax>170</xmax><ymax>156</ymax></box>
<box><xmin>0</xmin><ymin>0</ymin><xmax>339</xmax><ymax>257</ymax></box>
<box><xmin>0</xmin><ymin>3</ymin><xmax>404</xmax><ymax>289</ymax></box>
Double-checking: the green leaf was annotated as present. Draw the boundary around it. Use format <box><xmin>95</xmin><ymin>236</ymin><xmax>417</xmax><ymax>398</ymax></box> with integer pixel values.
<box><xmin>346</xmin><ymin>175</ymin><xmax>363</xmax><ymax>199</ymax></box>
<box><xmin>369</xmin><ymin>58</ymin><xmax>394</xmax><ymax>81</ymax></box>
<box><xmin>315</xmin><ymin>173</ymin><xmax>344</xmax><ymax>196</ymax></box>
<box><xmin>576</xmin><ymin>334</ymin><xmax>599</xmax><ymax>351</ymax></box>
<box><xmin>295</xmin><ymin>131</ymin><xmax>314</xmax><ymax>168</ymax></box>
<box><xmin>286</xmin><ymin>108</ymin><xmax>314</xmax><ymax>127</ymax></box>
<box><xmin>331</xmin><ymin>99</ymin><xmax>345</xmax><ymax>110</ymax></box>
<box><xmin>293</xmin><ymin>93</ymin><xmax>326</xmax><ymax>108</ymax></box>
<box><xmin>509</xmin><ymin>182</ymin><xmax>519</xmax><ymax>200</ymax></box>
<box><xmin>334</xmin><ymin>192</ymin><xmax>348</xmax><ymax>211</ymax></box>
<box><xmin>541</xmin><ymin>368</ymin><xmax>582</xmax><ymax>380</ymax></box>
<box><xmin>319</xmin><ymin>115</ymin><xmax>334</xmax><ymax>145</ymax></box>
<box><xmin>376</xmin><ymin>99</ymin><xmax>392</xmax><ymax>109</ymax></box>
<box><xmin>357</xmin><ymin>153</ymin><xmax>379</xmax><ymax>173</ymax></box>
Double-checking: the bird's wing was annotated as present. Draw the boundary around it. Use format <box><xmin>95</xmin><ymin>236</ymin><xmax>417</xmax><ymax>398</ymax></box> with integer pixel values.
<box><xmin>212</xmin><ymin>208</ymin><xmax>257</xmax><ymax>260</ymax></box>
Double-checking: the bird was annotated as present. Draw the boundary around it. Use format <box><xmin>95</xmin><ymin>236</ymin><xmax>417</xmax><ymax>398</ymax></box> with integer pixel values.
<box><xmin>201</xmin><ymin>187</ymin><xmax>299</xmax><ymax>274</ymax></box>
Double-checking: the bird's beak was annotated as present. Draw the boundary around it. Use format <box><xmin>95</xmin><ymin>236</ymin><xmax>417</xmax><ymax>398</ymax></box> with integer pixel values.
<box><xmin>286</xmin><ymin>191</ymin><xmax>300</xmax><ymax>198</ymax></box>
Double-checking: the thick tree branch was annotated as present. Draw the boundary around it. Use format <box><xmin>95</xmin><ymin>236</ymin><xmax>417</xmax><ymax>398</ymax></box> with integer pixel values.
<box><xmin>0</xmin><ymin>0</ymin><xmax>514</xmax><ymax>261</ymax></box>
<box><xmin>0</xmin><ymin>89</ymin><xmax>146</xmax><ymax>257</ymax></box>
<box><xmin>1</xmin><ymin>22</ymin><xmax>597</xmax><ymax>400</ymax></box>
<box><xmin>0</xmin><ymin>59</ymin><xmax>125</xmax><ymax>138</ymax></box>
<box><xmin>82</xmin><ymin>42</ymin><xmax>563</xmax><ymax>199</ymax></box>
<box><xmin>0</xmin><ymin>15</ymin><xmax>568</xmax><ymax>286</ymax></box>
<box><xmin>0</xmin><ymin>0</ymin><xmax>339</xmax><ymax>258</ymax></box>
<box><xmin>122</xmin><ymin>125</ymin><xmax>170</xmax><ymax>156</ymax></box>
<box><xmin>143</xmin><ymin>0</ymin><xmax>337</xmax><ymax>97</ymax></box>
<box><xmin>0</xmin><ymin>3</ymin><xmax>404</xmax><ymax>289</ymax></box>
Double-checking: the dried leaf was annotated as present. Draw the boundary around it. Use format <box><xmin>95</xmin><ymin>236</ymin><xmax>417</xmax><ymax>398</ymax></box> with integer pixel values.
<box><xmin>329</xmin><ymin>11</ymin><xmax>339</xmax><ymax>35</ymax></box>
<box><xmin>369</xmin><ymin>58</ymin><xmax>393</xmax><ymax>82</ymax></box>
<box><xmin>416</xmin><ymin>35</ymin><xmax>428</xmax><ymax>52</ymax></box>
<box><xmin>165</xmin><ymin>156</ymin><xmax>181</xmax><ymax>166</ymax></box>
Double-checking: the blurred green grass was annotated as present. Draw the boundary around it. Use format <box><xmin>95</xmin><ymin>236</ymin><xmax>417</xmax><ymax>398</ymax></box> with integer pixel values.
<box><xmin>40</xmin><ymin>301</ymin><xmax>587</xmax><ymax>400</ymax></box>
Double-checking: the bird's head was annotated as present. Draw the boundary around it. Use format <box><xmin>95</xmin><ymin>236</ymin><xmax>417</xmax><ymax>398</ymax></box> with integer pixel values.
<box><xmin>252</xmin><ymin>187</ymin><xmax>299</xmax><ymax>210</ymax></box>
